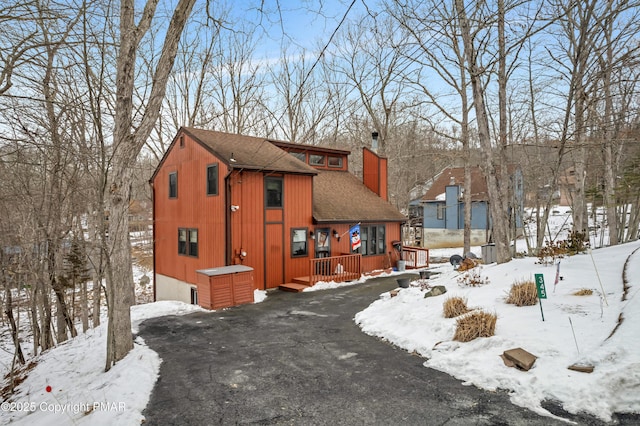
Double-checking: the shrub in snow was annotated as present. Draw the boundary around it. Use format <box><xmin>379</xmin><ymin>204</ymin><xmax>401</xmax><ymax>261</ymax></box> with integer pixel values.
<box><xmin>457</xmin><ymin>267</ymin><xmax>489</xmax><ymax>287</ymax></box>
<box><xmin>443</xmin><ymin>296</ymin><xmax>470</xmax><ymax>318</ymax></box>
<box><xmin>453</xmin><ymin>311</ymin><xmax>497</xmax><ymax>342</ymax></box>
<box><xmin>536</xmin><ymin>241</ymin><xmax>566</xmax><ymax>265</ymax></box>
<box><xmin>505</xmin><ymin>279</ymin><xmax>538</xmax><ymax>306</ymax></box>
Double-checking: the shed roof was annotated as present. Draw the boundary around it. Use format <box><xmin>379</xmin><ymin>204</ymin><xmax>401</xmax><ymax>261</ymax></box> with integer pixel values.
<box><xmin>421</xmin><ymin>166</ymin><xmax>489</xmax><ymax>202</ymax></box>
<box><xmin>313</xmin><ymin>170</ymin><xmax>406</xmax><ymax>223</ymax></box>
<box><xmin>182</xmin><ymin>127</ymin><xmax>317</xmax><ymax>175</ymax></box>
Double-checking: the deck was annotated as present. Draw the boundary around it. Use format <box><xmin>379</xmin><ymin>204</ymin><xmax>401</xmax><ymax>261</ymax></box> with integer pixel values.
<box><xmin>278</xmin><ymin>247</ymin><xmax>429</xmax><ymax>292</ymax></box>
<box><xmin>279</xmin><ymin>254</ymin><xmax>362</xmax><ymax>292</ymax></box>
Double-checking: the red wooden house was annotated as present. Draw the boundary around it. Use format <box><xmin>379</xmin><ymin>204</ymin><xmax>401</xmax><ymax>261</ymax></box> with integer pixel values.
<box><xmin>151</xmin><ymin>127</ymin><xmax>407</xmax><ymax>307</ymax></box>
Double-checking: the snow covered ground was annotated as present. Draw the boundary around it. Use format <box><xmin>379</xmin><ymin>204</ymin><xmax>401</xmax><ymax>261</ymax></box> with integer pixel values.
<box><xmin>1</xmin><ymin>206</ymin><xmax>639</xmax><ymax>424</ymax></box>
<box><xmin>356</xmin><ymin>240</ymin><xmax>640</xmax><ymax>422</ymax></box>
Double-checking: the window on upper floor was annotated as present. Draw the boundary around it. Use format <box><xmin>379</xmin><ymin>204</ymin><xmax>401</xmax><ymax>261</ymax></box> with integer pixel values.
<box><xmin>309</xmin><ymin>154</ymin><xmax>325</xmax><ymax>166</ymax></box>
<box><xmin>289</xmin><ymin>152</ymin><xmax>306</xmax><ymax>162</ymax></box>
<box><xmin>207</xmin><ymin>164</ymin><xmax>218</xmax><ymax>196</ymax></box>
<box><xmin>169</xmin><ymin>172</ymin><xmax>177</xmax><ymax>198</ymax></box>
<box><xmin>265</xmin><ymin>177</ymin><xmax>283</xmax><ymax>208</ymax></box>
<box><xmin>328</xmin><ymin>156</ymin><xmax>343</xmax><ymax>168</ymax></box>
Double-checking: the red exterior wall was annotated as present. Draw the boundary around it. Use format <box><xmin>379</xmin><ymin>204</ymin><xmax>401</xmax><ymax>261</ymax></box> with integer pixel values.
<box><xmin>227</xmin><ymin>171</ymin><xmax>315</xmax><ymax>290</ymax></box>
<box><xmin>362</xmin><ymin>148</ymin><xmax>388</xmax><ymax>201</ymax></box>
<box><xmin>153</xmin><ymin>132</ymin><xmax>227</xmax><ymax>286</ymax></box>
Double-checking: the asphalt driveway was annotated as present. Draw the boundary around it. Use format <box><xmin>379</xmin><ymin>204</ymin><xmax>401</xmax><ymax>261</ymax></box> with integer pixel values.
<box><xmin>139</xmin><ymin>274</ymin><xmax>619</xmax><ymax>425</ymax></box>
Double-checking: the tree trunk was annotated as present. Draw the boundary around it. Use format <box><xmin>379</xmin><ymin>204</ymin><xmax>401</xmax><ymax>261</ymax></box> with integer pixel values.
<box><xmin>56</xmin><ymin>296</ymin><xmax>67</xmax><ymax>343</ymax></box>
<box><xmin>105</xmin><ymin>165</ymin><xmax>136</xmax><ymax>369</ymax></box>
<box><xmin>105</xmin><ymin>0</ymin><xmax>196</xmax><ymax>370</ymax></box>
<box><xmin>81</xmin><ymin>279</ymin><xmax>89</xmax><ymax>333</ymax></box>
<box><xmin>92</xmin><ymin>265</ymin><xmax>102</xmax><ymax>328</ymax></box>
<box><xmin>463</xmin><ymin>163</ymin><xmax>472</xmax><ymax>254</ymax></box>
<box><xmin>601</xmin><ymin>25</ymin><xmax>618</xmax><ymax>246</ymax></box>
<box><xmin>48</xmin><ymin>242</ymin><xmax>77</xmax><ymax>339</ymax></box>
<box><xmin>4</xmin><ymin>288</ymin><xmax>25</xmax><ymax>365</ymax></box>
<box><xmin>455</xmin><ymin>0</ymin><xmax>511</xmax><ymax>263</ymax></box>
<box><xmin>38</xmin><ymin>277</ymin><xmax>53</xmax><ymax>351</ymax></box>
<box><xmin>29</xmin><ymin>283</ymin><xmax>41</xmax><ymax>356</ymax></box>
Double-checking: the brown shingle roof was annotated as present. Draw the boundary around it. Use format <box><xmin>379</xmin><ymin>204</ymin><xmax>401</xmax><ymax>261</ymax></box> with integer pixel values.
<box><xmin>421</xmin><ymin>167</ymin><xmax>489</xmax><ymax>202</ymax></box>
<box><xmin>183</xmin><ymin>127</ymin><xmax>317</xmax><ymax>175</ymax></box>
<box><xmin>313</xmin><ymin>170</ymin><xmax>406</xmax><ymax>223</ymax></box>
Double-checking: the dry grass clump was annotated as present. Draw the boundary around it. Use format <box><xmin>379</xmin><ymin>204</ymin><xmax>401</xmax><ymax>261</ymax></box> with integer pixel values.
<box><xmin>505</xmin><ymin>279</ymin><xmax>538</xmax><ymax>306</ymax></box>
<box><xmin>453</xmin><ymin>311</ymin><xmax>497</xmax><ymax>342</ymax></box>
<box><xmin>573</xmin><ymin>288</ymin><xmax>593</xmax><ymax>296</ymax></box>
<box><xmin>443</xmin><ymin>297</ymin><xmax>470</xmax><ymax>318</ymax></box>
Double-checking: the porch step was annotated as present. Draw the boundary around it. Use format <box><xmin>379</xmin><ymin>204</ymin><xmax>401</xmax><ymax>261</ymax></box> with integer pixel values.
<box><xmin>279</xmin><ymin>282</ymin><xmax>311</xmax><ymax>292</ymax></box>
<box><xmin>292</xmin><ymin>276</ymin><xmax>311</xmax><ymax>285</ymax></box>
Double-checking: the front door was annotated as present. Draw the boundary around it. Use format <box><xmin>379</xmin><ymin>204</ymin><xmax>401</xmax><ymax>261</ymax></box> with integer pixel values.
<box><xmin>315</xmin><ymin>228</ymin><xmax>331</xmax><ymax>275</ymax></box>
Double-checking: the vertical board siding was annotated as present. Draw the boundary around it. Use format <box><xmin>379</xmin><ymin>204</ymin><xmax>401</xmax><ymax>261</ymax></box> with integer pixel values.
<box><xmin>153</xmin><ymin>132</ymin><xmax>226</xmax><ymax>285</ymax></box>
<box><xmin>362</xmin><ymin>148</ymin><xmax>380</xmax><ymax>198</ymax></box>
<box><xmin>378</xmin><ymin>157</ymin><xmax>388</xmax><ymax>200</ymax></box>
<box><xmin>362</xmin><ymin>148</ymin><xmax>388</xmax><ymax>201</ymax></box>
<box><xmin>265</xmin><ymin>223</ymin><xmax>284</xmax><ymax>288</ymax></box>
<box><xmin>282</xmin><ymin>174</ymin><xmax>314</xmax><ymax>282</ymax></box>
<box><xmin>230</xmin><ymin>171</ymin><xmax>265</xmax><ymax>289</ymax></box>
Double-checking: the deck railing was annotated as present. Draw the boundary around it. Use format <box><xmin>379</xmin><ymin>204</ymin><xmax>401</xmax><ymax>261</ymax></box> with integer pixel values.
<box><xmin>309</xmin><ymin>254</ymin><xmax>362</xmax><ymax>286</ymax></box>
<box><xmin>402</xmin><ymin>246</ymin><xmax>430</xmax><ymax>269</ymax></box>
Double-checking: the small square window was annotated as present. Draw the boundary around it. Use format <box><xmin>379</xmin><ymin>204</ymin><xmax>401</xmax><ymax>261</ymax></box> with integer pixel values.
<box><xmin>328</xmin><ymin>156</ymin><xmax>343</xmax><ymax>168</ymax></box>
<box><xmin>309</xmin><ymin>154</ymin><xmax>325</xmax><ymax>166</ymax></box>
<box><xmin>290</xmin><ymin>152</ymin><xmax>306</xmax><ymax>162</ymax></box>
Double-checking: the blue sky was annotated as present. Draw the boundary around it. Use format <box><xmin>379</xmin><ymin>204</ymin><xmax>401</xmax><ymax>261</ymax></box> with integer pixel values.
<box><xmin>228</xmin><ymin>0</ymin><xmax>369</xmax><ymax>58</ymax></box>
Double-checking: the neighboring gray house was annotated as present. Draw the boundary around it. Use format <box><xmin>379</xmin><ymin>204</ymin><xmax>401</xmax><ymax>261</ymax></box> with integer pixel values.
<box><xmin>414</xmin><ymin>166</ymin><xmax>523</xmax><ymax>249</ymax></box>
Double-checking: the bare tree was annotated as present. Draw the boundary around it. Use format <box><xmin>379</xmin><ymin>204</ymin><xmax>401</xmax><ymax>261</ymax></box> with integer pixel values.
<box><xmin>204</xmin><ymin>23</ymin><xmax>267</xmax><ymax>135</ymax></box>
<box><xmin>330</xmin><ymin>12</ymin><xmax>415</xmax><ymax>156</ymax></box>
<box><xmin>150</xmin><ymin>6</ymin><xmax>228</xmax><ymax>160</ymax></box>
<box><xmin>453</xmin><ymin>0</ymin><xmax>513</xmax><ymax>262</ymax></box>
<box><xmin>267</xmin><ymin>48</ymin><xmax>332</xmax><ymax>144</ymax></box>
<box><xmin>105</xmin><ymin>0</ymin><xmax>196</xmax><ymax>369</ymax></box>
<box><xmin>590</xmin><ymin>1</ymin><xmax>640</xmax><ymax>245</ymax></box>
<box><xmin>388</xmin><ymin>0</ymin><xmax>475</xmax><ymax>253</ymax></box>
<box><xmin>0</xmin><ymin>1</ymin><xmax>42</xmax><ymax>95</ymax></box>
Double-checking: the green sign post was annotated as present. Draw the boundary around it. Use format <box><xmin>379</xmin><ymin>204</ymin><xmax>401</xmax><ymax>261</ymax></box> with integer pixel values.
<box><xmin>534</xmin><ymin>273</ymin><xmax>547</xmax><ymax>321</ymax></box>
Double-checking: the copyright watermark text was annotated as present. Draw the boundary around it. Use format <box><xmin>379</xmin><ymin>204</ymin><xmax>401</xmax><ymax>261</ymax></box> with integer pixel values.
<box><xmin>1</xmin><ymin>401</ymin><xmax>126</xmax><ymax>414</ymax></box>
